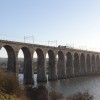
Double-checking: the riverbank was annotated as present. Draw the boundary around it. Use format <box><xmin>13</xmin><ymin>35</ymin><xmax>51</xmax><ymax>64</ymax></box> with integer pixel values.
<box><xmin>23</xmin><ymin>85</ymin><xmax>93</xmax><ymax>100</ymax></box>
<box><xmin>0</xmin><ymin>85</ymin><xmax>93</xmax><ymax>100</ymax></box>
<box><xmin>0</xmin><ymin>71</ymin><xmax>97</xmax><ymax>100</ymax></box>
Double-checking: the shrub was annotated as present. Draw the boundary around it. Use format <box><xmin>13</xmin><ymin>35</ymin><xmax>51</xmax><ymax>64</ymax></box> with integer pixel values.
<box><xmin>66</xmin><ymin>91</ymin><xmax>93</xmax><ymax>100</ymax></box>
<box><xmin>0</xmin><ymin>92</ymin><xmax>16</xmax><ymax>100</ymax></box>
<box><xmin>26</xmin><ymin>85</ymin><xmax>48</xmax><ymax>100</ymax></box>
<box><xmin>0</xmin><ymin>70</ymin><xmax>20</xmax><ymax>95</ymax></box>
<box><xmin>49</xmin><ymin>90</ymin><xmax>64</xmax><ymax>100</ymax></box>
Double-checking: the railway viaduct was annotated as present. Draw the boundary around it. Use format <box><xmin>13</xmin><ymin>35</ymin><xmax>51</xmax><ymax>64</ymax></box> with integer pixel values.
<box><xmin>0</xmin><ymin>40</ymin><xmax>100</xmax><ymax>84</ymax></box>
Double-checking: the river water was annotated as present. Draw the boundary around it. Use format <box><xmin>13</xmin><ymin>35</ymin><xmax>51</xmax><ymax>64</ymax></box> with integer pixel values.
<box><xmin>19</xmin><ymin>74</ymin><xmax>100</xmax><ymax>100</ymax></box>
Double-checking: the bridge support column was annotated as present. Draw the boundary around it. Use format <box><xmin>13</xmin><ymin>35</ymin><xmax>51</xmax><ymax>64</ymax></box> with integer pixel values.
<box><xmin>24</xmin><ymin>58</ymin><xmax>34</xmax><ymax>85</ymax></box>
<box><xmin>72</xmin><ymin>57</ymin><xmax>75</xmax><ymax>77</ymax></box>
<box><xmin>91</xmin><ymin>55</ymin><xmax>96</xmax><ymax>74</ymax></box>
<box><xmin>84</xmin><ymin>56</ymin><xmax>87</xmax><ymax>76</ymax></box>
<box><xmin>57</xmin><ymin>55</ymin><xmax>66</xmax><ymax>79</ymax></box>
<box><xmin>48</xmin><ymin>67</ymin><xmax>58</xmax><ymax>81</ymax></box>
<box><xmin>48</xmin><ymin>58</ymin><xmax>57</xmax><ymax>81</ymax></box>
<box><xmin>37</xmin><ymin>57</ymin><xmax>47</xmax><ymax>83</ymax></box>
<box><xmin>15</xmin><ymin>52</ymin><xmax>19</xmax><ymax>77</ymax></box>
<box><xmin>79</xmin><ymin>58</ymin><xmax>82</xmax><ymax>76</ymax></box>
<box><xmin>37</xmin><ymin>71</ymin><xmax>47</xmax><ymax>83</ymax></box>
<box><xmin>86</xmin><ymin>55</ymin><xmax>91</xmax><ymax>75</ymax></box>
<box><xmin>7</xmin><ymin>50</ymin><xmax>16</xmax><ymax>73</ymax></box>
<box><xmin>66</xmin><ymin>52</ymin><xmax>74</xmax><ymax>78</ymax></box>
<box><xmin>90</xmin><ymin>59</ymin><xmax>92</xmax><ymax>75</ymax></box>
<box><xmin>95</xmin><ymin>60</ymin><xmax>97</xmax><ymax>73</ymax></box>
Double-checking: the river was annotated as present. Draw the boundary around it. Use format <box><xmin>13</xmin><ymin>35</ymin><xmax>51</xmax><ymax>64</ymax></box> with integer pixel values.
<box><xmin>19</xmin><ymin>74</ymin><xmax>100</xmax><ymax>100</ymax></box>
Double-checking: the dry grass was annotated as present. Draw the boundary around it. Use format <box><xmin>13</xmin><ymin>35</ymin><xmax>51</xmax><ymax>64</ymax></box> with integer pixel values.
<box><xmin>49</xmin><ymin>90</ymin><xmax>64</xmax><ymax>100</ymax></box>
<box><xmin>0</xmin><ymin>70</ymin><xmax>20</xmax><ymax>95</ymax></box>
<box><xmin>66</xmin><ymin>91</ymin><xmax>93</xmax><ymax>100</ymax></box>
<box><xmin>0</xmin><ymin>70</ymin><xmax>94</xmax><ymax>100</ymax></box>
<box><xmin>0</xmin><ymin>70</ymin><xmax>27</xmax><ymax>100</ymax></box>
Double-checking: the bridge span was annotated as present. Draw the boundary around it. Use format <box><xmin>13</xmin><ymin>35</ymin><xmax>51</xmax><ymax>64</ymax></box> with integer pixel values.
<box><xmin>0</xmin><ymin>40</ymin><xmax>100</xmax><ymax>84</ymax></box>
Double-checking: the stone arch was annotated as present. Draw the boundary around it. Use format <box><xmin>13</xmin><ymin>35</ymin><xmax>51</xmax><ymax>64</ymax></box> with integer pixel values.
<box><xmin>1</xmin><ymin>45</ymin><xmax>16</xmax><ymax>72</ymax></box>
<box><xmin>66</xmin><ymin>52</ymin><xmax>73</xmax><ymax>77</ymax></box>
<box><xmin>91</xmin><ymin>55</ymin><xmax>96</xmax><ymax>73</ymax></box>
<box><xmin>80</xmin><ymin>53</ymin><xmax>86</xmax><ymax>75</ymax></box>
<box><xmin>34</xmin><ymin>48</ymin><xmax>47</xmax><ymax>82</ymax></box>
<box><xmin>86</xmin><ymin>54</ymin><xmax>91</xmax><ymax>74</ymax></box>
<box><xmin>19</xmin><ymin>47</ymin><xmax>33</xmax><ymax>84</ymax></box>
<box><xmin>74</xmin><ymin>53</ymin><xmax>80</xmax><ymax>76</ymax></box>
<box><xmin>96</xmin><ymin>55</ymin><xmax>100</xmax><ymax>72</ymax></box>
<box><xmin>57</xmin><ymin>51</ymin><xmax>66</xmax><ymax>79</ymax></box>
<box><xmin>48</xmin><ymin>50</ymin><xmax>57</xmax><ymax>81</ymax></box>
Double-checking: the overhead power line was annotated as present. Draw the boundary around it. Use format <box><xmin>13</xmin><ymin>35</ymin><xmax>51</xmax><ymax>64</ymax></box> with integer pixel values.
<box><xmin>24</xmin><ymin>35</ymin><xmax>34</xmax><ymax>44</ymax></box>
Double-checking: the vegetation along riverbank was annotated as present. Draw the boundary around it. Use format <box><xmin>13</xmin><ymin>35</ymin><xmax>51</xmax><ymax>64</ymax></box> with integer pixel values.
<box><xmin>0</xmin><ymin>70</ymin><xmax>93</xmax><ymax>100</ymax></box>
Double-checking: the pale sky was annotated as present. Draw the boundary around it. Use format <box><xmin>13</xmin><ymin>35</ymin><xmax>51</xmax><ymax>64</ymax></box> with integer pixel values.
<box><xmin>0</xmin><ymin>0</ymin><xmax>100</xmax><ymax>55</ymax></box>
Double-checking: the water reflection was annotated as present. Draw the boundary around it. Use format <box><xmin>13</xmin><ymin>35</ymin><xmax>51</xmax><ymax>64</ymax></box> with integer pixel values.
<box><xmin>19</xmin><ymin>74</ymin><xmax>100</xmax><ymax>100</ymax></box>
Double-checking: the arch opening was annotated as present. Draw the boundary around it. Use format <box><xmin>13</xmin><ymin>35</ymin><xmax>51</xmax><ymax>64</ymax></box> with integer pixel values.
<box><xmin>0</xmin><ymin>45</ymin><xmax>16</xmax><ymax>72</ymax></box>
<box><xmin>18</xmin><ymin>49</ymin><xmax>24</xmax><ymax>85</ymax></box>
<box><xmin>45</xmin><ymin>53</ymin><xmax>49</xmax><ymax>81</ymax></box>
<box><xmin>0</xmin><ymin>47</ymin><xmax>8</xmax><ymax>71</ymax></box>
<box><xmin>33</xmin><ymin>51</ymin><xmax>37</xmax><ymax>84</ymax></box>
<box><xmin>66</xmin><ymin>52</ymin><xmax>73</xmax><ymax>77</ymax></box>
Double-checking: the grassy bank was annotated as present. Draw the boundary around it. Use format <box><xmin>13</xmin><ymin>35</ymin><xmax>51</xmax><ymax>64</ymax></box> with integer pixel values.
<box><xmin>0</xmin><ymin>70</ymin><xmax>93</xmax><ymax>100</ymax></box>
<box><xmin>0</xmin><ymin>70</ymin><xmax>27</xmax><ymax>100</ymax></box>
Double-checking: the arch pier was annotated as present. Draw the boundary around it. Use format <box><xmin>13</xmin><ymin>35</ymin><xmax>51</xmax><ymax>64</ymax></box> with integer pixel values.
<box><xmin>0</xmin><ymin>40</ymin><xmax>100</xmax><ymax>84</ymax></box>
